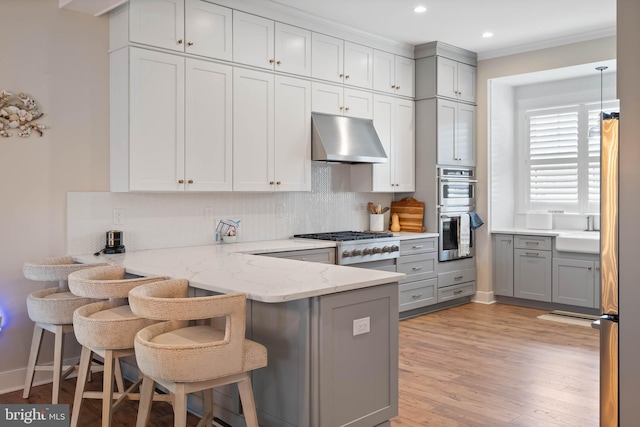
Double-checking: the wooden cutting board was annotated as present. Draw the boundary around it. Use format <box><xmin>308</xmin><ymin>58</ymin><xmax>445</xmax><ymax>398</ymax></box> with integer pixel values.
<box><xmin>390</xmin><ymin>197</ymin><xmax>426</xmax><ymax>232</ymax></box>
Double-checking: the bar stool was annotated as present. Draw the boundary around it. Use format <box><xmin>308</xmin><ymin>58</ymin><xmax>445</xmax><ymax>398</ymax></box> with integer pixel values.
<box><xmin>128</xmin><ymin>279</ymin><xmax>268</xmax><ymax>427</ymax></box>
<box><xmin>68</xmin><ymin>265</ymin><xmax>169</xmax><ymax>427</ymax></box>
<box><xmin>23</xmin><ymin>256</ymin><xmax>108</xmax><ymax>404</ymax></box>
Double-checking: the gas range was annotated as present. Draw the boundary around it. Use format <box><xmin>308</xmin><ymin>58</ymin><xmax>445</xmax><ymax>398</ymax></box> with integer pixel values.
<box><xmin>293</xmin><ymin>231</ymin><xmax>400</xmax><ymax>266</ymax></box>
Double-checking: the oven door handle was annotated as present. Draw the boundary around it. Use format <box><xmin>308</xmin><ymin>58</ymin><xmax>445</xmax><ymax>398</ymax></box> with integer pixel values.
<box><xmin>439</xmin><ymin>178</ymin><xmax>478</xmax><ymax>183</ymax></box>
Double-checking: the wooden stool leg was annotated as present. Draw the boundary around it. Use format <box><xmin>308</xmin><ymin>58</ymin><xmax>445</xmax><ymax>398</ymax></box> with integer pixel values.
<box><xmin>237</xmin><ymin>374</ymin><xmax>259</xmax><ymax>427</ymax></box>
<box><xmin>114</xmin><ymin>357</ymin><xmax>125</xmax><ymax>393</ymax></box>
<box><xmin>203</xmin><ymin>388</ymin><xmax>213</xmax><ymax>427</ymax></box>
<box><xmin>102</xmin><ymin>350</ymin><xmax>115</xmax><ymax>427</ymax></box>
<box><xmin>23</xmin><ymin>324</ymin><xmax>44</xmax><ymax>399</ymax></box>
<box><xmin>51</xmin><ymin>325</ymin><xmax>64</xmax><ymax>404</ymax></box>
<box><xmin>136</xmin><ymin>376</ymin><xmax>155</xmax><ymax>427</ymax></box>
<box><xmin>70</xmin><ymin>346</ymin><xmax>92</xmax><ymax>427</ymax></box>
<box><xmin>173</xmin><ymin>383</ymin><xmax>187</xmax><ymax>427</ymax></box>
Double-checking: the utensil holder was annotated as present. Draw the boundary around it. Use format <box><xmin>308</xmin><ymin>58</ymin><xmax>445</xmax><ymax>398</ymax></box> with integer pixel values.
<box><xmin>370</xmin><ymin>214</ymin><xmax>384</xmax><ymax>232</ymax></box>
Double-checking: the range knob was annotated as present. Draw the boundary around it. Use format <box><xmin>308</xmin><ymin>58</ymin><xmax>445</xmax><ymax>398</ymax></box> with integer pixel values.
<box><xmin>342</xmin><ymin>250</ymin><xmax>351</xmax><ymax>258</ymax></box>
<box><xmin>373</xmin><ymin>247</ymin><xmax>381</xmax><ymax>254</ymax></box>
<box><xmin>382</xmin><ymin>246</ymin><xmax>390</xmax><ymax>253</ymax></box>
<box><xmin>352</xmin><ymin>249</ymin><xmax>362</xmax><ymax>256</ymax></box>
<box><xmin>363</xmin><ymin>248</ymin><xmax>372</xmax><ymax>255</ymax></box>
<box><xmin>390</xmin><ymin>245</ymin><xmax>400</xmax><ymax>252</ymax></box>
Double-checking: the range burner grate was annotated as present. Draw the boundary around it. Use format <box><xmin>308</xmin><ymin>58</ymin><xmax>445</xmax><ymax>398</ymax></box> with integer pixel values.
<box><xmin>294</xmin><ymin>231</ymin><xmax>394</xmax><ymax>242</ymax></box>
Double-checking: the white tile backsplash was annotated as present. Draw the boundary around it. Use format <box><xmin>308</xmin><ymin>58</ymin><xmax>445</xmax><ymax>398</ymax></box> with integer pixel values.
<box><xmin>67</xmin><ymin>163</ymin><xmax>392</xmax><ymax>255</ymax></box>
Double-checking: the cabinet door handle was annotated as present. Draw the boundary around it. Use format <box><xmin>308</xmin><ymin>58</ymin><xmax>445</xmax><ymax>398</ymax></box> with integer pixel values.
<box><xmin>508</xmin><ymin>240</ymin><xmax>512</xmax><ymax>243</ymax></box>
<box><xmin>596</xmin><ymin>266</ymin><xmax>601</xmax><ymax>271</ymax></box>
<box><xmin>339</xmin><ymin>73</ymin><xmax>344</xmax><ymax>78</ymax></box>
<box><xmin>187</xmin><ymin>41</ymin><xmax>194</xmax><ymax>46</ymax></box>
<box><xmin>339</xmin><ymin>106</ymin><xmax>344</xmax><ymax>110</ymax></box>
<box><xmin>454</xmin><ymin>290</ymin><xmax>463</xmax><ymax>295</ymax></box>
<box><xmin>588</xmin><ymin>266</ymin><xmax>593</xmax><ymax>270</ymax></box>
<box><xmin>396</xmin><ymin>85</ymin><xmax>400</xmax><ymax>90</ymax></box>
<box><xmin>177</xmin><ymin>39</ymin><xmax>183</xmax><ymax>44</ymax></box>
<box><xmin>411</xmin><ymin>293</ymin><xmax>423</xmax><ymax>299</ymax></box>
<box><xmin>269</xmin><ymin>181</ymin><xmax>274</xmax><ymax>185</ymax></box>
<box><xmin>413</xmin><ymin>245</ymin><xmax>424</xmax><ymax>249</ymax></box>
<box><xmin>345</xmin><ymin>74</ymin><xmax>350</xmax><ymax>79</ymax></box>
<box><xmin>391</xmin><ymin>85</ymin><xmax>396</xmax><ymax>89</ymax></box>
<box><xmin>269</xmin><ymin>59</ymin><xmax>275</xmax><ymax>64</ymax></box>
<box><xmin>454</xmin><ymin>275</ymin><xmax>464</xmax><ymax>280</ymax></box>
<box><xmin>276</xmin><ymin>181</ymin><xmax>281</xmax><ymax>185</ymax></box>
<box><xmin>525</xmin><ymin>252</ymin><xmax>539</xmax><ymax>256</ymax></box>
<box><xmin>276</xmin><ymin>60</ymin><xmax>281</xmax><ymax>65</ymax></box>
<box><xmin>412</xmin><ymin>266</ymin><xmax>423</xmax><ymax>271</ymax></box>
<box><xmin>187</xmin><ymin>179</ymin><xmax>193</xmax><ymax>184</ymax></box>
<box><xmin>345</xmin><ymin>107</ymin><xmax>350</xmax><ymax>111</ymax></box>
<box><xmin>178</xmin><ymin>179</ymin><xmax>184</xmax><ymax>184</ymax></box>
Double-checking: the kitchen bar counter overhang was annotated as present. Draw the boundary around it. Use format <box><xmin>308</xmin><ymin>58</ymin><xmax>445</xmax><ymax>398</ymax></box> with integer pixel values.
<box><xmin>74</xmin><ymin>238</ymin><xmax>406</xmax><ymax>427</ymax></box>
<box><xmin>73</xmin><ymin>239</ymin><xmax>406</xmax><ymax>302</ymax></box>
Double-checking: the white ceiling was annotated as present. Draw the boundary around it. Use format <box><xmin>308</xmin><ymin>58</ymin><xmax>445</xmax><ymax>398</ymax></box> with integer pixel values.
<box><xmin>268</xmin><ymin>0</ymin><xmax>616</xmax><ymax>59</ymax></box>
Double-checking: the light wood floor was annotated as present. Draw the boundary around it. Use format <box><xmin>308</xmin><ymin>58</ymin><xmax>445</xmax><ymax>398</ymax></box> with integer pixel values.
<box><xmin>1</xmin><ymin>303</ymin><xmax>599</xmax><ymax>426</ymax></box>
<box><xmin>392</xmin><ymin>303</ymin><xmax>599</xmax><ymax>427</ymax></box>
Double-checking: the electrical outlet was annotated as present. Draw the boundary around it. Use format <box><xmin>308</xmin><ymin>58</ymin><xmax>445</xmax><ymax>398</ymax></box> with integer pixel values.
<box><xmin>353</xmin><ymin>317</ymin><xmax>370</xmax><ymax>336</ymax></box>
<box><xmin>113</xmin><ymin>208</ymin><xmax>125</xmax><ymax>225</ymax></box>
<box><xmin>204</xmin><ymin>206</ymin><xmax>214</xmax><ymax>221</ymax></box>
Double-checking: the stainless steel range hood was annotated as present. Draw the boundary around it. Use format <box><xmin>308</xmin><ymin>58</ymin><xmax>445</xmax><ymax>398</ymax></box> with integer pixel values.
<box><xmin>311</xmin><ymin>112</ymin><xmax>388</xmax><ymax>164</ymax></box>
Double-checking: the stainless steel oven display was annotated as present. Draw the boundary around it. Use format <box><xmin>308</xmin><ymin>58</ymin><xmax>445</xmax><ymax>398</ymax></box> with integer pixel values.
<box><xmin>438</xmin><ymin>167</ymin><xmax>476</xmax><ymax>208</ymax></box>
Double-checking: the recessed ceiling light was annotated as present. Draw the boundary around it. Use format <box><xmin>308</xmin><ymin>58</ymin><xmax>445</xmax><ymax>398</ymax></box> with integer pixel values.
<box><xmin>482</xmin><ymin>32</ymin><xmax>494</xmax><ymax>38</ymax></box>
<box><xmin>414</xmin><ymin>6</ymin><xmax>427</xmax><ymax>13</ymax></box>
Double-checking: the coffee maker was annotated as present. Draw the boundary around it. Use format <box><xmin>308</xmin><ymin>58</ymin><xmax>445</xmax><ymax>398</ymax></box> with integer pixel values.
<box><xmin>103</xmin><ymin>230</ymin><xmax>126</xmax><ymax>254</ymax></box>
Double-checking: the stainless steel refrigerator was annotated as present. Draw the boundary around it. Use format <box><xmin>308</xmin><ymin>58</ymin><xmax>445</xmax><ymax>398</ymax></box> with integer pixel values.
<box><xmin>600</xmin><ymin>112</ymin><xmax>620</xmax><ymax>427</ymax></box>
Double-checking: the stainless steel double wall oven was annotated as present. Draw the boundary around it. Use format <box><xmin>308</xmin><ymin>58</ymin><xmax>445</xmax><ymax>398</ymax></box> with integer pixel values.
<box><xmin>438</xmin><ymin>167</ymin><xmax>476</xmax><ymax>261</ymax></box>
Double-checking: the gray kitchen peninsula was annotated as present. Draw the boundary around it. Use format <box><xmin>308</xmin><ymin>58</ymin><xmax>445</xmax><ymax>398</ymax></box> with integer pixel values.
<box><xmin>74</xmin><ymin>240</ymin><xmax>404</xmax><ymax>427</ymax></box>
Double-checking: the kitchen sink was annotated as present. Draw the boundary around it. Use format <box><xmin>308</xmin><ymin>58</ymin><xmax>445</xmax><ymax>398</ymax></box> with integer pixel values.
<box><xmin>555</xmin><ymin>231</ymin><xmax>600</xmax><ymax>254</ymax></box>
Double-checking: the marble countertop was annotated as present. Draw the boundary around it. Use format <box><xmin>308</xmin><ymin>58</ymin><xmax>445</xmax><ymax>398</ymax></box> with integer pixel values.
<box><xmin>74</xmin><ymin>238</ymin><xmax>408</xmax><ymax>303</ymax></box>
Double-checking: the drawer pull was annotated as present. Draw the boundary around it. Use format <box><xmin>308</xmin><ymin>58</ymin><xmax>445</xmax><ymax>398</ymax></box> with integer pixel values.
<box><xmin>525</xmin><ymin>252</ymin><xmax>539</xmax><ymax>256</ymax></box>
<box><xmin>413</xmin><ymin>245</ymin><xmax>424</xmax><ymax>249</ymax></box>
<box><xmin>454</xmin><ymin>275</ymin><xmax>464</xmax><ymax>280</ymax></box>
<box><xmin>411</xmin><ymin>293</ymin><xmax>423</xmax><ymax>299</ymax></box>
<box><xmin>588</xmin><ymin>266</ymin><xmax>592</xmax><ymax>270</ymax></box>
<box><xmin>454</xmin><ymin>290</ymin><xmax>463</xmax><ymax>295</ymax></box>
<box><xmin>525</xmin><ymin>241</ymin><xmax>540</xmax><ymax>245</ymax></box>
<box><xmin>412</xmin><ymin>266</ymin><xmax>423</xmax><ymax>271</ymax></box>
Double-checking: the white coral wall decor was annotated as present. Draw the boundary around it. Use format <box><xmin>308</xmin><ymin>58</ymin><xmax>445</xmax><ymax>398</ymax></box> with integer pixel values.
<box><xmin>0</xmin><ymin>90</ymin><xmax>47</xmax><ymax>138</ymax></box>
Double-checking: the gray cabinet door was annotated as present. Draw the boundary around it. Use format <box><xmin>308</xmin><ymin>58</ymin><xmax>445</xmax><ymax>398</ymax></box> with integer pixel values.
<box><xmin>552</xmin><ymin>258</ymin><xmax>596</xmax><ymax>308</ymax></box>
<box><xmin>493</xmin><ymin>234</ymin><xmax>514</xmax><ymax>297</ymax></box>
<box><xmin>514</xmin><ymin>248</ymin><xmax>552</xmax><ymax>302</ymax></box>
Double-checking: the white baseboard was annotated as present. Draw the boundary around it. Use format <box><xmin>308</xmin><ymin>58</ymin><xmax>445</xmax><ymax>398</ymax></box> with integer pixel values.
<box><xmin>473</xmin><ymin>291</ymin><xmax>496</xmax><ymax>305</ymax></box>
<box><xmin>0</xmin><ymin>356</ymin><xmax>81</xmax><ymax>395</ymax></box>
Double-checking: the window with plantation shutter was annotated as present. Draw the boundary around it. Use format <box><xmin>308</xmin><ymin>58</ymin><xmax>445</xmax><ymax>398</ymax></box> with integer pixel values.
<box><xmin>523</xmin><ymin>100</ymin><xmax>618</xmax><ymax>213</ymax></box>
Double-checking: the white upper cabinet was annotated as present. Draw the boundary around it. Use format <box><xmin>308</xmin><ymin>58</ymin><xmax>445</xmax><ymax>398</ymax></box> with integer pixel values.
<box><xmin>312</xmin><ymin>33</ymin><xmax>373</xmax><ymax>89</ymax></box>
<box><xmin>127</xmin><ymin>0</ymin><xmax>232</xmax><ymax>60</ymax></box>
<box><xmin>185</xmin><ymin>59</ymin><xmax>233</xmax><ymax>191</ymax></box>
<box><xmin>233</xmin><ymin>11</ymin><xmax>311</xmax><ymax>76</ymax></box>
<box><xmin>128</xmin><ymin>48</ymin><xmax>185</xmax><ymax>191</ymax></box>
<box><xmin>373</xmin><ymin>50</ymin><xmax>415</xmax><ymax>98</ymax></box>
<box><xmin>311</xmin><ymin>82</ymin><xmax>373</xmax><ymax>119</ymax></box>
<box><xmin>112</xmin><ymin>47</ymin><xmax>233</xmax><ymax>192</ymax></box>
<box><xmin>437</xmin><ymin>57</ymin><xmax>476</xmax><ymax>103</ymax></box>
<box><xmin>233</xmin><ymin>68</ymin><xmax>311</xmax><ymax>192</ymax></box>
<box><xmin>351</xmin><ymin>95</ymin><xmax>415</xmax><ymax>192</ymax></box>
<box><xmin>436</xmin><ymin>99</ymin><xmax>476</xmax><ymax>166</ymax></box>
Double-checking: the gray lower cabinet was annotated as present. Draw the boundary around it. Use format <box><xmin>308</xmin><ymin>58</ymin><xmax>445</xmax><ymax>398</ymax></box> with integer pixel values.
<box><xmin>213</xmin><ymin>283</ymin><xmax>399</xmax><ymax>427</ymax></box>
<box><xmin>513</xmin><ymin>248</ymin><xmax>552</xmax><ymax>302</ymax></box>
<box><xmin>493</xmin><ymin>234</ymin><xmax>514</xmax><ymax>296</ymax></box>
<box><xmin>553</xmin><ymin>257</ymin><xmax>600</xmax><ymax>308</ymax></box>
<box><xmin>397</xmin><ymin>237</ymin><xmax>438</xmax><ymax>313</ymax></box>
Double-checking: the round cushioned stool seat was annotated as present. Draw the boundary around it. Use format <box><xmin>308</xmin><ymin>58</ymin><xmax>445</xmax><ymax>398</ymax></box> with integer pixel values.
<box><xmin>24</xmin><ymin>256</ymin><xmax>106</xmax><ymax>288</ymax></box>
<box><xmin>27</xmin><ymin>288</ymin><xmax>97</xmax><ymax>325</ymax></box>
<box><xmin>74</xmin><ymin>300</ymin><xmax>157</xmax><ymax>351</ymax></box>
<box><xmin>136</xmin><ymin>323</ymin><xmax>267</xmax><ymax>383</ymax></box>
